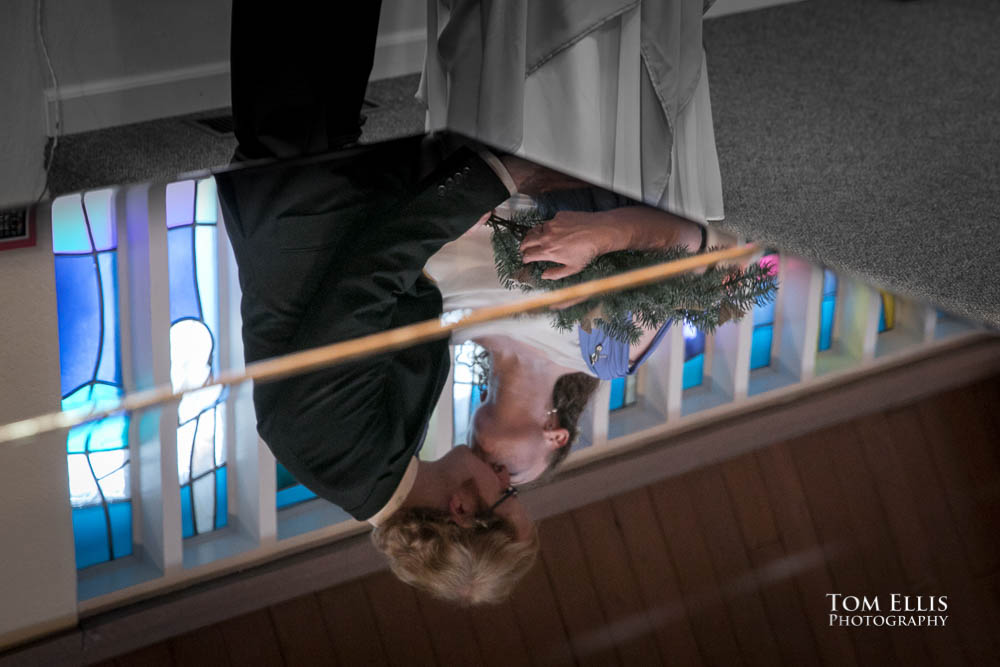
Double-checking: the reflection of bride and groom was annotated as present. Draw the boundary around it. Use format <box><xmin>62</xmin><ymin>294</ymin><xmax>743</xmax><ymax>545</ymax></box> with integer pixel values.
<box><xmin>224</xmin><ymin>0</ymin><xmax>745</xmax><ymax>606</ymax></box>
<box><xmin>429</xmin><ymin>172</ymin><xmax>730</xmax><ymax>487</ymax></box>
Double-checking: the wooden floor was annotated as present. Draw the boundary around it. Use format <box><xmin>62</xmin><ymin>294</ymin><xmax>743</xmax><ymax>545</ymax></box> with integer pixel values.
<box><xmin>97</xmin><ymin>377</ymin><xmax>1000</xmax><ymax>667</ymax></box>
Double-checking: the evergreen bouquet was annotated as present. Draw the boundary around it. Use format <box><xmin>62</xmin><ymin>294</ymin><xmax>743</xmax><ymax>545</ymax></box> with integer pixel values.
<box><xmin>488</xmin><ymin>210</ymin><xmax>779</xmax><ymax>344</ymax></box>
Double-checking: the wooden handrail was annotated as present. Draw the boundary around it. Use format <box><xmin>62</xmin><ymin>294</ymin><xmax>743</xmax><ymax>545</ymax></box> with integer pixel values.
<box><xmin>0</xmin><ymin>244</ymin><xmax>758</xmax><ymax>445</ymax></box>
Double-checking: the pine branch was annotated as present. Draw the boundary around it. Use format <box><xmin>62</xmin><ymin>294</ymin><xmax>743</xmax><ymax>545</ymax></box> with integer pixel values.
<box><xmin>489</xmin><ymin>210</ymin><xmax>779</xmax><ymax>344</ymax></box>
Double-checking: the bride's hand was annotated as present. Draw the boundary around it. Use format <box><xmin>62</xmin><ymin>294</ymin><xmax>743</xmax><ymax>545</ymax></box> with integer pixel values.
<box><xmin>519</xmin><ymin>211</ymin><xmax>620</xmax><ymax>280</ymax></box>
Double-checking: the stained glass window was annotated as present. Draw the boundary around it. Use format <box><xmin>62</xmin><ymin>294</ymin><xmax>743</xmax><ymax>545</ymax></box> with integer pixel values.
<box><xmin>878</xmin><ymin>291</ymin><xmax>895</xmax><ymax>333</ymax></box>
<box><xmin>682</xmin><ymin>322</ymin><xmax>707</xmax><ymax>389</ymax></box>
<box><xmin>818</xmin><ymin>269</ymin><xmax>838</xmax><ymax>351</ymax></box>
<box><xmin>165</xmin><ymin>179</ymin><xmax>228</xmax><ymax>537</ymax></box>
<box><xmin>608</xmin><ymin>375</ymin><xmax>639</xmax><ymax>411</ymax></box>
<box><xmin>276</xmin><ymin>461</ymin><xmax>317</xmax><ymax>509</ymax></box>
<box><xmin>750</xmin><ymin>254</ymin><xmax>780</xmax><ymax>370</ymax></box>
<box><xmin>52</xmin><ymin>190</ymin><xmax>133</xmax><ymax>569</ymax></box>
<box><xmin>452</xmin><ymin>342</ymin><xmax>487</xmax><ymax>446</ymax></box>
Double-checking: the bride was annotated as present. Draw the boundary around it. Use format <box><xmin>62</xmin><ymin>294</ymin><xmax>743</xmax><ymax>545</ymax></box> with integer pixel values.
<box><xmin>426</xmin><ymin>177</ymin><xmax>737</xmax><ymax>485</ymax></box>
<box><xmin>419</xmin><ymin>0</ymin><xmax>723</xmax><ymax>223</ymax></box>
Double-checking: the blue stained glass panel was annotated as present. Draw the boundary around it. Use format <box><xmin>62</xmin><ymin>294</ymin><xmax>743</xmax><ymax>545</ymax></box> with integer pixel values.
<box><xmin>276</xmin><ymin>461</ymin><xmax>318</xmax><ymax>509</ymax></box>
<box><xmin>276</xmin><ymin>461</ymin><xmax>298</xmax><ymax>491</ymax></box>
<box><xmin>166</xmin><ymin>180</ymin><xmax>196</xmax><ymax>228</ymax></box>
<box><xmin>54</xmin><ymin>255</ymin><xmax>101</xmax><ymax>396</ymax></box>
<box><xmin>66</xmin><ymin>417</ymin><xmax>125</xmax><ymax>456</ymax></box>
<box><xmin>72</xmin><ymin>506</ymin><xmax>109</xmax><ymax>569</ymax></box>
<box><xmin>72</xmin><ymin>502</ymin><xmax>132</xmax><ymax>569</ymax></box>
<box><xmin>54</xmin><ymin>191</ymin><xmax>133</xmax><ymax>569</ymax></box>
<box><xmin>168</xmin><ymin>177</ymin><xmax>227</xmax><ymax>538</ymax></box>
<box><xmin>96</xmin><ymin>252</ymin><xmax>121</xmax><ymax>385</ymax></box>
<box><xmin>819</xmin><ymin>297</ymin><xmax>836</xmax><ymax>351</ymax></box>
<box><xmin>83</xmin><ymin>189</ymin><xmax>117</xmax><ymax>251</ymax></box>
<box><xmin>683</xmin><ymin>354</ymin><xmax>704</xmax><ymax>390</ymax></box>
<box><xmin>180</xmin><ymin>484</ymin><xmax>195</xmax><ymax>538</ymax></box>
<box><xmin>62</xmin><ymin>381</ymin><xmax>121</xmax><ymax>411</ymax></box>
<box><xmin>818</xmin><ymin>269</ymin><xmax>838</xmax><ymax>351</ymax></box>
<box><xmin>277</xmin><ymin>484</ymin><xmax>318</xmax><ymax>509</ymax></box>
<box><xmin>51</xmin><ymin>196</ymin><xmax>93</xmax><ymax>253</ymax></box>
<box><xmin>682</xmin><ymin>324</ymin><xmax>706</xmax><ymax>389</ymax></box>
<box><xmin>683</xmin><ymin>327</ymin><xmax>706</xmax><ymax>360</ymax></box>
<box><xmin>750</xmin><ymin>326</ymin><xmax>774</xmax><ymax>370</ymax></box>
<box><xmin>609</xmin><ymin>377</ymin><xmax>625</xmax><ymax>411</ymax></box>
<box><xmin>168</xmin><ymin>227</ymin><xmax>201</xmax><ymax>323</ymax></box>
<box><xmin>822</xmin><ymin>269</ymin><xmax>838</xmax><ymax>296</ymax></box>
<box><xmin>108</xmin><ymin>502</ymin><xmax>132</xmax><ymax>559</ymax></box>
<box><xmin>215</xmin><ymin>466</ymin><xmax>228</xmax><ymax>530</ymax></box>
<box><xmin>753</xmin><ymin>298</ymin><xmax>776</xmax><ymax>327</ymax></box>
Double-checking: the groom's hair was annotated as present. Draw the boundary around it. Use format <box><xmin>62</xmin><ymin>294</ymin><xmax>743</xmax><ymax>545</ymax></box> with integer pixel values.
<box><xmin>544</xmin><ymin>372</ymin><xmax>601</xmax><ymax>478</ymax></box>
<box><xmin>371</xmin><ymin>508</ymin><xmax>538</xmax><ymax>605</ymax></box>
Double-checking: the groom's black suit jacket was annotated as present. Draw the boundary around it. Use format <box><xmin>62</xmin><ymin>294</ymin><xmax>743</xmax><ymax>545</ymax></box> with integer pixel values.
<box><xmin>217</xmin><ymin>134</ymin><xmax>509</xmax><ymax>519</ymax></box>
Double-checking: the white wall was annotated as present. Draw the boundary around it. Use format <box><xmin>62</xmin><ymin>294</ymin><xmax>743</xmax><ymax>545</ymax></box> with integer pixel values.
<box><xmin>38</xmin><ymin>0</ymin><xmax>426</xmax><ymax>136</ymax></box>
<box><xmin>0</xmin><ymin>211</ymin><xmax>79</xmax><ymax>650</ymax></box>
<box><xmin>0</xmin><ymin>1</ymin><xmax>49</xmax><ymax>206</ymax></box>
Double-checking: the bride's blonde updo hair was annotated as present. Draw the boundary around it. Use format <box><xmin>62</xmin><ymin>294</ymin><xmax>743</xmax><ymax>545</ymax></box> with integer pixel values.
<box><xmin>371</xmin><ymin>508</ymin><xmax>539</xmax><ymax>605</ymax></box>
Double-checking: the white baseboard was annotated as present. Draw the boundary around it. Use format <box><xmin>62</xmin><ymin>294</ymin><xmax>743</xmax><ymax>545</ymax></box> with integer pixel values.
<box><xmin>45</xmin><ymin>62</ymin><xmax>231</xmax><ymax>136</ymax></box>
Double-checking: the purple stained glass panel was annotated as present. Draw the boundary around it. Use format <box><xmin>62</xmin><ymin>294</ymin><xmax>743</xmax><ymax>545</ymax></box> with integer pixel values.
<box><xmin>166</xmin><ymin>180</ymin><xmax>196</xmax><ymax>228</ymax></box>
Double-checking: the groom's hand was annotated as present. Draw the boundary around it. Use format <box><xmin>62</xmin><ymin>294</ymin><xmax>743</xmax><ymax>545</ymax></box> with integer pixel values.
<box><xmin>499</xmin><ymin>155</ymin><xmax>588</xmax><ymax>197</ymax></box>
<box><xmin>519</xmin><ymin>211</ymin><xmax>620</xmax><ymax>280</ymax></box>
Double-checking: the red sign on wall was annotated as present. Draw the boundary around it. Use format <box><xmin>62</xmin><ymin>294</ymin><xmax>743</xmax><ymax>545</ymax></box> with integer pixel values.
<box><xmin>0</xmin><ymin>207</ymin><xmax>37</xmax><ymax>250</ymax></box>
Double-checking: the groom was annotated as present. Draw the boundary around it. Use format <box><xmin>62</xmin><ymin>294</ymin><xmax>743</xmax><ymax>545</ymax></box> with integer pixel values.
<box><xmin>220</xmin><ymin>4</ymin><xmax>573</xmax><ymax>603</ymax></box>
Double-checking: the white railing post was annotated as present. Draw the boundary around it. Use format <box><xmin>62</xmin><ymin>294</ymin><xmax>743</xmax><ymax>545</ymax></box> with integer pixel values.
<box><xmin>217</xmin><ymin>194</ymin><xmax>277</xmax><ymax>547</ymax></box>
<box><xmin>777</xmin><ymin>257</ymin><xmax>822</xmax><ymax>382</ymax></box>
<box><xmin>664</xmin><ymin>323</ymin><xmax>685</xmax><ymax>420</ymax></box>
<box><xmin>139</xmin><ymin>184</ymin><xmax>183</xmax><ymax>576</ymax></box>
<box><xmin>711</xmin><ymin>317</ymin><xmax>752</xmax><ymax>402</ymax></box>
<box><xmin>589</xmin><ymin>382</ymin><xmax>611</xmax><ymax>449</ymax></box>
<box><xmin>843</xmin><ymin>278</ymin><xmax>880</xmax><ymax>363</ymax></box>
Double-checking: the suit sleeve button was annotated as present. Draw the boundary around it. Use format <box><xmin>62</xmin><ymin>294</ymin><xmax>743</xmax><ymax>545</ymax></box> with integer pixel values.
<box><xmin>438</xmin><ymin>185</ymin><xmax>446</xmax><ymax>196</ymax></box>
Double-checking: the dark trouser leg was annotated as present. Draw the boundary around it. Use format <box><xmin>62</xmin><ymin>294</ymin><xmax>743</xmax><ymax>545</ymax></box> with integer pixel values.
<box><xmin>230</xmin><ymin>2</ymin><xmax>383</xmax><ymax>160</ymax></box>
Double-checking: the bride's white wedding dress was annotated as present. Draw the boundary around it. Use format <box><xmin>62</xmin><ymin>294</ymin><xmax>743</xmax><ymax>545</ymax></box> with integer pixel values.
<box><xmin>420</xmin><ymin>0</ymin><xmax>724</xmax><ymax>224</ymax></box>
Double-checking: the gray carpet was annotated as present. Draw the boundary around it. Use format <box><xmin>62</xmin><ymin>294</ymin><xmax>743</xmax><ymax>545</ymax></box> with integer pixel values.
<box><xmin>46</xmin><ymin>75</ymin><xmax>424</xmax><ymax>197</ymax></box>
<box><xmin>704</xmin><ymin>0</ymin><xmax>1000</xmax><ymax>327</ymax></box>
